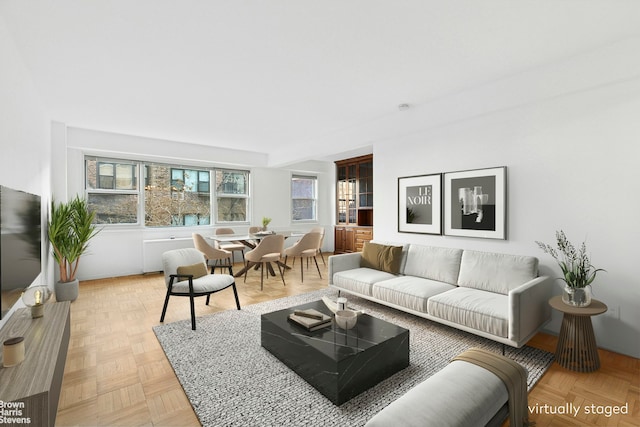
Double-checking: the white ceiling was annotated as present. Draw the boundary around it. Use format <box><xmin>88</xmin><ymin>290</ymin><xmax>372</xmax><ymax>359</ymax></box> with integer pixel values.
<box><xmin>2</xmin><ymin>1</ymin><xmax>640</xmax><ymax>166</ymax></box>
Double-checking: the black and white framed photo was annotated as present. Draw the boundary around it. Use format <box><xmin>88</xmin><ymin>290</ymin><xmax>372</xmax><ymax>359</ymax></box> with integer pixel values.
<box><xmin>398</xmin><ymin>173</ymin><xmax>442</xmax><ymax>235</ymax></box>
<box><xmin>444</xmin><ymin>166</ymin><xmax>506</xmax><ymax>239</ymax></box>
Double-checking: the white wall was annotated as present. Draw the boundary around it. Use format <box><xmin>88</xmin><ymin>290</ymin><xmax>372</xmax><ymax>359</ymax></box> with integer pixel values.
<box><xmin>0</xmin><ymin>16</ymin><xmax>51</xmax><ymax>326</ymax></box>
<box><xmin>373</xmin><ymin>80</ymin><xmax>640</xmax><ymax>358</ymax></box>
<box><xmin>55</xmin><ymin>127</ymin><xmax>335</xmax><ymax>279</ymax></box>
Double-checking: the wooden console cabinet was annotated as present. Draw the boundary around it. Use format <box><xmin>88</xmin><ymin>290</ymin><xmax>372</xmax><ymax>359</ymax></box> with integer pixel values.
<box><xmin>0</xmin><ymin>302</ymin><xmax>71</xmax><ymax>427</ymax></box>
<box><xmin>335</xmin><ymin>154</ymin><xmax>374</xmax><ymax>254</ymax></box>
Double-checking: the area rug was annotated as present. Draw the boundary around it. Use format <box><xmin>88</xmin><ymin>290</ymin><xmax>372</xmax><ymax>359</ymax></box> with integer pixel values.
<box><xmin>153</xmin><ymin>289</ymin><xmax>554</xmax><ymax>427</ymax></box>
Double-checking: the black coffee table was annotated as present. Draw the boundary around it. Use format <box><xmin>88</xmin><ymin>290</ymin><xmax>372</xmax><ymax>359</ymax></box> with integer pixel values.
<box><xmin>261</xmin><ymin>300</ymin><xmax>409</xmax><ymax>405</ymax></box>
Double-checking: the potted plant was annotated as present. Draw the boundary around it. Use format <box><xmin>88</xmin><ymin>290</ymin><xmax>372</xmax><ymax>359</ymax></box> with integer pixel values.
<box><xmin>262</xmin><ymin>216</ymin><xmax>272</xmax><ymax>231</ymax></box>
<box><xmin>536</xmin><ymin>230</ymin><xmax>605</xmax><ymax>307</ymax></box>
<box><xmin>48</xmin><ymin>196</ymin><xmax>100</xmax><ymax>302</ymax></box>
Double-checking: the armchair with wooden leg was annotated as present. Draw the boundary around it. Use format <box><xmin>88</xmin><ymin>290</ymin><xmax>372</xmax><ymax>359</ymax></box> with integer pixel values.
<box><xmin>283</xmin><ymin>232</ymin><xmax>323</xmax><ymax>283</ymax></box>
<box><xmin>244</xmin><ymin>234</ymin><xmax>286</xmax><ymax>290</ymax></box>
<box><xmin>192</xmin><ymin>233</ymin><xmax>233</xmax><ymax>275</ymax></box>
<box><xmin>160</xmin><ymin>248</ymin><xmax>240</xmax><ymax>330</ymax></box>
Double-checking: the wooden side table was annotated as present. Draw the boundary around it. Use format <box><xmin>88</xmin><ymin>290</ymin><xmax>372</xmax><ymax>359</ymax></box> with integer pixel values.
<box><xmin>549</xmin><ymin>295</ymin><xmax>607</xmax><ymax>372</ymax></box>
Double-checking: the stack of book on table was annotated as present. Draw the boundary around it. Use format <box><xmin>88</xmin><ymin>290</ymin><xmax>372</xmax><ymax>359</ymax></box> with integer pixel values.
<box><xmin>288</xmin><ymin>308</ymin><xmax>332</xmax><ymax>331</ymax></box>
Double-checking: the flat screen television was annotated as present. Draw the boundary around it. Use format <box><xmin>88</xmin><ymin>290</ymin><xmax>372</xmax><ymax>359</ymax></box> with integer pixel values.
<box><xmin>0</xmin><ymin>185</ymin><xmax>42</xmax><ymax>319</ymax></box>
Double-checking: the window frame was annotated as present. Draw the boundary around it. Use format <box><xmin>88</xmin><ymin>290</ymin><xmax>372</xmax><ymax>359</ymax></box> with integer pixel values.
<box><xmin>214</xmin><ymin>168</ymin><xmax>251</xmax><ymax>224</ymax></box>
<box><xmin>85</xmin><ymin>156</ymin><xmax>251</xmax><ymax>227</ymax></box>
<box><xmin>291</xmin><ymin>174</ymin><xmax>318</xmax><ymax>222</ymax></box>
<box><xmin>86</xmin><ymin>157</ymin><xmax>142</xmax><ymax>225</ymax></box>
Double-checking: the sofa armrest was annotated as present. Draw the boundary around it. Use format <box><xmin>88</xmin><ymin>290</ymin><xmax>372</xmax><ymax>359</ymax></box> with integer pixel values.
<box><xmin>328</xmin><ymin>253</ymin><xmax>362</xmax><ymax>285</ymax></box>
<box><xmin>508</xmin><ymin>276</ymin><xmax>553</xmax><ymax>344</ymax></box>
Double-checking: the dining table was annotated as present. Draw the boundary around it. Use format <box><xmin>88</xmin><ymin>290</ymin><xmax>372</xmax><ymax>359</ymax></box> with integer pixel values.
<box><xmin>210</xmin><ymin>231</ymin><xmax>304</xmax><ymax>277</ymax></box>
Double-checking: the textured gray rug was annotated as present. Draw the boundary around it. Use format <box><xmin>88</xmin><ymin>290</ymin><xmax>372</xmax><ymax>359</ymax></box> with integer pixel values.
<box><xmin>153</xmin><ymin>289</ymin><xmax>554</xmax><ymax>427</ymax></box>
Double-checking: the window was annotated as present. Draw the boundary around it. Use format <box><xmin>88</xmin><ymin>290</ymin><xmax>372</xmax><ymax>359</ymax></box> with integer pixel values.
<box><xmin>215</xmin><ymin>169</ymin><xmax>249</xmax><ymax>222</ymax></box>
<box><xmin>145</xmin><ymin>164</ymin><xmax>211</xmax><ymax>226</ymax></box>
<box><xmin>291</xmin><ymin>175</ymin><xmax>317</xmax><ymax>221</ymax></box>
<box><xmin>86</xmin><ymin>158</ymin><xmax>139</xmax><ymax>224</ymax></box>
<box><xmin>170</xmin><ymin>168</ymin><xmax>210</xmax><ymax>193</ymax></box>
<box><xmin>86</xmin><ymin>157</ymin><xmax>248</xmax><ymax>227</ymax></box>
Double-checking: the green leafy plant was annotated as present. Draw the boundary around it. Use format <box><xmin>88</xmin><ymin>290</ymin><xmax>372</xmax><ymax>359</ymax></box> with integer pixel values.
<box><xmin>262</xmin><ymin>217</ymin><xmax>272</xmax><ymax>228</ymax></box>
<box><xmin>536</xmin><ymin>230</ymin><xmax>605</xmax><ymax>289</ymax></box>
<box><xmin>48</xmin><ymin>196</ymin><xmax>100</xmax><ymax>283</ymax></box>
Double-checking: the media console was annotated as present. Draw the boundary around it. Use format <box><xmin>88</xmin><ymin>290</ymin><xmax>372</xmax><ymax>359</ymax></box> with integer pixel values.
<box><xmin>0</xmin><ymin>302</ymin><xmax>70</xmax><ymax>426</ymax></box>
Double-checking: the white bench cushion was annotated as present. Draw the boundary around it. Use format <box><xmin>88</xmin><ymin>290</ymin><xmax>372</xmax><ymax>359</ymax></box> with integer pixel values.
<box><xmin>332</xmin><ymin>267</ymin><xmax>397</xmax><ymax>296</ymax></box>
<box><xmin>365</xmin><ymin>360</ymin><xmax>508</xmax><ymax>427</ymax></box>
<box><xmin>372</xmin><ymin>276</ymin><xmax>456</xmax><ymax>313</ymax></box>
<box><xmin>403</xmin><ymin>245</ymin><xmax>463</xmax><ymax>285</ymax></box>
<box><xmin>458</xmin><ymin>250</ymin><xmax>538</xmax><ymax>294</ymax></box>
<box><xmin>172</xmin><ymin>274</ymin><xmax>235</xmax><ymax>294</ymax></box>
<box><xmin>427</xmin><ymin>287</ymin><xmax>509</xmax><ymax>338</ymax></box>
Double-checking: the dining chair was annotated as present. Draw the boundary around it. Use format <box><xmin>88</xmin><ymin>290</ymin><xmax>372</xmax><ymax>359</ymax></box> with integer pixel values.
<box><xmin>283</xmin><ymin>232</ymin><xmax>323</xmax><ymax>282</ymax></box>
<box><xmin>192</xmin><ymin>233</ymin><xmax>233</xmax><ymax>275</ymax></box>
<box><xmin>160</xmin><ymin>248</ymin><xmax>240</xmax><ymax>330</ymax></box>
<box><xmin>309</xmin><ymin>226</ymin><xmax>326</xmax><ymax>265</ymax></box>
<box><xmin>215</xmin><ymin>228</ymin><xmax>246</xmax><ymax>264</ymax></box>
<box><xmin>244</xmin><ymin>234</ymin><xmax>286</xmax><ymax>290</ymax></box>
<box><xmin>246</xmin><ymin>226</ymin><xmax>263</xmax><ymax>248</ymax></box>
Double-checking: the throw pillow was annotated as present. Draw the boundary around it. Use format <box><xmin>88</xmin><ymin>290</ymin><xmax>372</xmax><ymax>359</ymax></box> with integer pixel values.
<box><xmin>176</xmin><ymin>262</ymin><xmax>208</xmax><ymax>279</ymax></box>
<box><xmin>360</xmin><ymin>242</ymin><xmax>403</xmax><ymax>274</ymax></box>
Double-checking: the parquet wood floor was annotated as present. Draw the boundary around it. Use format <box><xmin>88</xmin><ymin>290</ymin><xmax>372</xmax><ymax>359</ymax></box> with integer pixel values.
<box><xmin>55</xmin><ymin>258</ymin><xmax>639</xmax><ymax>426</ymax></box>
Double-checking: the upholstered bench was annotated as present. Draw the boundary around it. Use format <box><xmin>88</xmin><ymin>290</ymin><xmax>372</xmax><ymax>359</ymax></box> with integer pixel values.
<box><xmin>366</xmin><ymin>348</ymin><xmax>530</xmax><ymax>427</ymax></box>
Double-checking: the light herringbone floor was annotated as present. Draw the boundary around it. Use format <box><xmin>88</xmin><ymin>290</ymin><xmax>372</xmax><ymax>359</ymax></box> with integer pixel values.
<box><xmin>56</xmin><ymin>257</ymin><xmax>639</xmax><ymax>426</ymax></box>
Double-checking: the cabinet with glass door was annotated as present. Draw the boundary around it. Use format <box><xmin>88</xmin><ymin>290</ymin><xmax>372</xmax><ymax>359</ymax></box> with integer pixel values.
<box><xmin>335</xmin><ymin>154</ymin><xmax>373</xmax><ymax>253</ymax></box>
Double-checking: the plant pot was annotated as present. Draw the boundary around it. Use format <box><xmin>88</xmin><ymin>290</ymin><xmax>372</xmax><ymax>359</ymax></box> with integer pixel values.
<box><xmin>562</xmin><ymin>285</ymin><xmax>592</xmax><ymax>307</ymax></box>
<box><xmin>55</xmin><ymin>279</ymin><xmax>79</xmax><ymax>302</ymax></box>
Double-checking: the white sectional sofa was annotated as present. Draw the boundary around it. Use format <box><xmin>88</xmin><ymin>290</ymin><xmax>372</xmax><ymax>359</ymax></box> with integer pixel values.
<box><xmin>328</xmin><ymin>242</ymin><xmax>552</xmax><ymax>348</ymax></box>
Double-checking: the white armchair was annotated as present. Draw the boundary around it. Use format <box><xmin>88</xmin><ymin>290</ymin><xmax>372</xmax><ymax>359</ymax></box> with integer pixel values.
<box><xmin>161</xmin><ymin>248</ymin><xmax>240</xmax><ymax>330</ymax></box>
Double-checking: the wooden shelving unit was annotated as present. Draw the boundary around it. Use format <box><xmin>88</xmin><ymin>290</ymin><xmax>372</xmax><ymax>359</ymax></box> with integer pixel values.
<box><xmin>335</xmin><ymin>154</ymin><xmax>373</xmax><ymax>253</ymax></box>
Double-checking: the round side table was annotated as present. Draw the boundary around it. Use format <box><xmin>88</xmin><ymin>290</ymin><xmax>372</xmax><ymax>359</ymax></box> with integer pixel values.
<box><xmin>549</xmin><ymin>295</ymin><xmax>607</xmax><ymax>373</ymax></box>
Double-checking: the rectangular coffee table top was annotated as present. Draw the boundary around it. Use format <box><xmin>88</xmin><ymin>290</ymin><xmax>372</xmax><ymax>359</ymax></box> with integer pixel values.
<box><xmin>261</xmin><ymin>299</ymin><xmax>409</xmax><ymax>404</ymax></box>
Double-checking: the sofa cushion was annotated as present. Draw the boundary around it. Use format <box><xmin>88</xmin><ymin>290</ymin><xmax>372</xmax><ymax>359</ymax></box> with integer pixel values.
<box><xmin>427</xmin><ymin>287</ymin><xmax>509</xmax><ymax>338</ymax></box>
<box><xmin>403</xmin><ymin>245</ymin><xmax>463</xmax><ymax>285</ymax></box>
<box><xmin>365</xmin><ymin>360</ymin><xmax>508</xmax><ymax>427</ymax></box>
<box><xmin>372</xmin><ymin>276</ymin><xmax>456</xmax><ymax>313</ymax></box>
<box><xmin>458</xmin><ymin>250</ymin><xmax>539</xmax><ymax>295</ymax></box>
<box><xmin>371</xmin><ymin>240</ymin><xmax>410</xmax><ymax>273</ymax></box>
<box><xmin>332</xmin><ymin>267</ymin><xmax>397</xmax><ymax>296</ymax></box>
<box><xmin>361</xmin><ymin>242</ymin><xmax>403</xmax><ymax>274</ymax></box>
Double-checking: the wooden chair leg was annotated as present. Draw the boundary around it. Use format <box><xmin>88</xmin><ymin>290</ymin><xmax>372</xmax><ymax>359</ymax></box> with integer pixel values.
<box><xmin>244</xmin><ymin>262</ymin><xmax>251</xmax><ymax>283</ymax></box>
<box><xmin>300</xmin><ymin>257</ymin><xmax>304</xmax><ymax>283</ymax></box>
<box><xmin>160</xmin><ymin>290</ymin><xmax>171</xmax><ymax>323</ymax></box>
<box><xmin>277</xmin><ymin>262</ymin><xmax>286</xmax><ymax>287</ymax></box>
<box><xmin>160</xmin><ymin>279</ymin><xmax>174</xmax><ymax>323</ymax></box>
<box><xmin>260</xmin><ymin>263</ymin><xmax>264</xmax><ymax>291</ymax></box>
<box><xmin>189</xmin><ymin>294</ymin><xmax>196</xmax><ymax>330</ymax></box>
<box><xmin>314</xmin><ymin>256</ymin><xmax>322</xmax><ymax>279</ymax></box>
<box><xmin>232</xmin><ymin>283</ymin><xmax>241</xmax><ymax>310</ymax></box>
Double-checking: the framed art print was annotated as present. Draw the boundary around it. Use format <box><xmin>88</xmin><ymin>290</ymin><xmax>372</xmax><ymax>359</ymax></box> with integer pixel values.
<box><xmin>398</xmin><ymin>173</ymin><xmax>442</xmax><ymax>235</ymax></box>
<box><xmin>444</xmin><ymin>166</ymin><xmax>506</xmax><ymax>239</ymax></box>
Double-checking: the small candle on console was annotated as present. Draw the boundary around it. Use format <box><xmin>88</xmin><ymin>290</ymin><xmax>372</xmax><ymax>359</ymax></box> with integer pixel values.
<box><xmin>3</xmin><ymin>337</ymin><xmax>25</xmax><ymax>367</ymax></box>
